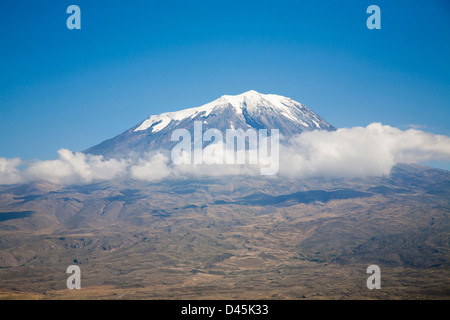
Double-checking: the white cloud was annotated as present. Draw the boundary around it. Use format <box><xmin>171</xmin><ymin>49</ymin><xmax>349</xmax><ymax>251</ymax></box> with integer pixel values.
<box><xmin>1</xmin><ymin>123</ymin><xmax>450</xmax><ymax>185</ymax></box>
<box><xmin>0</xmin><ymin>158</ymin><xmax>24</xmax><ymax>184</ymax></box>
<box><xmin>130</xmin><ymin>153</ymin><xmax>173</xmax><ymax>181</ymax></box>
<box><xmin>25</xmin><ymin>149</ymin><xmax>129</xmax><ymax>185</ymax></box>
<box><xmin>278</xmin><ymin>123</ymin><xmax>450</xmax><ymax>179</ymax></box>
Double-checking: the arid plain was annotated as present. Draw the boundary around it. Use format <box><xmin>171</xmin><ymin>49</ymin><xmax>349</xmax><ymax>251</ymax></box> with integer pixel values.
<box><xmin>0</xmin><ymin>164</ymin><xmax>449</xmax><ymax>299</ymax></box>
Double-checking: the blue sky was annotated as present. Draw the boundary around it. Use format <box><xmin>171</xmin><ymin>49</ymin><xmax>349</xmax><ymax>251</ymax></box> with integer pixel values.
<box><xmin>0</xmin><ymin>0</ymin><xmax>449</xmax><ymax>166</ymax></box>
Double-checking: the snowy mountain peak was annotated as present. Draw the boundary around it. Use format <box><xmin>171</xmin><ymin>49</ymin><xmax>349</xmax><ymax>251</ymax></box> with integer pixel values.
<box><xmin>85</xmin><ymin>91</ymin><xmax>335</xmax><ymax>157</ymax></box>
<box><xmin>134</xmin><ymin>91</ymin><xmax>322</xmax><ymax>133</ymax></box>
<box><xmin>220</xmin><ymin>90</ymin><xmax>300</xmax><ymax>114</ymax></box>
<box><xmin>217</xmin><ymin>90</ymin><xmax>284</xmax><ymax>113</ymax></box>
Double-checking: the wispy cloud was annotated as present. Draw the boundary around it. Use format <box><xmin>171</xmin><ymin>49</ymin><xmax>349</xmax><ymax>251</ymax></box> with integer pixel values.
<box><xmin>406</xmin><ymin>124</ymin><xmax>428</xmax><ymax>130</ymax></box>
<box><xmin>1</xmin><ymin>123</ymin><xmax>450</xmax><ymax>185</ymax></box>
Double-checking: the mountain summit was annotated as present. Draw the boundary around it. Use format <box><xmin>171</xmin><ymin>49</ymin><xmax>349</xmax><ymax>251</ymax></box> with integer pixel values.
<box><xmin>85</xmin><ymin>90</ymin><xmax>335</xmax><ymax>157</ymax></box>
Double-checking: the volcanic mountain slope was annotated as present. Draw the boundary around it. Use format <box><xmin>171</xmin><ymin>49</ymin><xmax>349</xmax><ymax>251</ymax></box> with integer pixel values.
<box><xmin>0</xmin><ymin>164</ymin><xmax>449</xmax><ymax>299</ymax></box>
<box><xmin>85</xmin><ymin>90</ymin><xmax>335</xmax><ymax>158</ymax></box>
